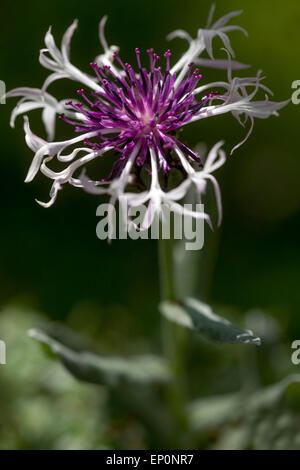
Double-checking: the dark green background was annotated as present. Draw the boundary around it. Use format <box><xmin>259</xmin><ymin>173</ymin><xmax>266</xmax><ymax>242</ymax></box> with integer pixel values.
<box><xmin>1</xmin><ymin>0</ymin><xmax>299</xmax><ymax>329</ymax></box>
<box><xmin>0</xmin><ymin>0</ymin><xmax>299</xmax><ymax>449</ymax></box>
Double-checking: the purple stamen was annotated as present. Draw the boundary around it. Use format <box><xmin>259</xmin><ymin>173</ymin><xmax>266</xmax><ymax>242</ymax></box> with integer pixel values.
<box><xmin>164</xmin><ymin>49</ymin><xmax>171</xmax><ymax>72</ymax></box>
<box><xmin>135</xmin><ymin>48</ymin><xmax>142</xmax><ymax>69</ymax></box>
<box><xmin>62</xmin><ymin>49</ymin><xmax>218</xmax><ymax>177</ymax></box>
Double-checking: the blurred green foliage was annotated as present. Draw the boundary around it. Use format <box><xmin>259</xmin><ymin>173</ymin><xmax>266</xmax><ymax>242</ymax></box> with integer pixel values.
<box><xmin>0</xmin><ymin>0</ymin><xmax>300</xmax><ymax>450</ymax></box>
<box><xmin>1</xmin><ymin>304</ymin><xmax>300</xmax><ymax>449</ymax></box>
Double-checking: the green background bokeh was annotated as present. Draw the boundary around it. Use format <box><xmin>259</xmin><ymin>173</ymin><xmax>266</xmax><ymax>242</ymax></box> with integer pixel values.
<box><xmin>0</xmin><ymin>0</ymin><xmax>300</xmax><ymax>449</ymax></box>
<box><xmin>1</xmin><ymin>0</ymin><xmax>299</xmax><ymax>329</ymax></box>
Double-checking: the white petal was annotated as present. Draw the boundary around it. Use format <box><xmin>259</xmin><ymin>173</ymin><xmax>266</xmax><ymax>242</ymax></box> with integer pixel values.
<box><xmin>36</xmin><ymin>180</ymin><xmax>61</xmax><ymax>208</ymax></box>
<box><xmin>39</xmin><ymin>49</ymin><xmax>61</xmax><ymax>72</ymax></box>
<box><xmin>42</xmin><ymin>106</ymin><xmax>56</xmax><ymax>141</ymax></box>
<box><xmin>141</xmin><ymin>200</ymin><xmax>157</xmax><ymax>230</ymax></box>
<box><xmin>195</xmin><ymin>58</ymin><xmax>249</xmax><ymax>70</ymax></box>
<box><xmin>99</xmin><ymin>16</ymin><xmax>109</xmax><ymax>51</ymax></box>
<box><xmin>166</xmin><ymin>179</ymin><xmax>192</xmax><ymax>201</ymax></box>
<box><xmin>166</xmin><ymin>29</ymin><xmax>192</xmax><ymax>43</ymax></box>
<box><xmin>44</xmin><ymin>26</ymin><xmax>62</xmax><ymax>63</ymax></box>
<box><xmin>40</xmin><ymin>150</ymin><xmax>101</xmax><ymax>180</ymax></box>
<box><xmin>61</xmin><ymin>19</ymin><xmax>78</xmax><ymax>63</ymax></box>
<box><xmin>206</xmin><ymin>3</ymin><xmax>216</xmax><ymax>28</ymax></box>
<box><xmin>23</xmin><ymin>116</ymin><xmax>47</xmax><ymax>153</ymax></box>
<box><xmin>41</xmin><ymin>72</ymin><xmax>69</xmax><ymax>93</ymax></box>
<box><xmin>203</xmin><ymin>173</ymin><xmax>223</xmax><ymax>226</ymax></box>
<box><xmin>212</xmin><ymin>10</ymin><xmax>243</xmax><ymax>29</ymax></box>
<box><xmin>11</xmin><ymin>102</ymin><xmax>43</xmax><ymax>127</ymax></box>
<box><xmin>204</xmin><ymin>141</ymin><xmax>226</xmax><ymax>171</ymax></box>
<box><xmin>79</xmin><ymin>170</ymin><xmax>108</xmax><ymax>195</ymax></box>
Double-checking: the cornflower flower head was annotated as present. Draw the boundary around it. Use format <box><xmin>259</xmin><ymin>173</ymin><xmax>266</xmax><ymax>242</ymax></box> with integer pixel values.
<box><xmin>6</xmin><ymin>7</ymin><xmax>288</xmax><ymax>232</ymax></box>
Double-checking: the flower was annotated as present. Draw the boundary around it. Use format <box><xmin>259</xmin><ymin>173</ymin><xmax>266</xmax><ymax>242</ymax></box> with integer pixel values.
<box><xmin>6</xmin><ymin>6</ymin><xmax>288</xmax><ymax>233</ymax></box>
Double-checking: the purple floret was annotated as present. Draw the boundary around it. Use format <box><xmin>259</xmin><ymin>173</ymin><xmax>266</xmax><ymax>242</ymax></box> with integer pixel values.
<box><xmin>61</xmin><ymin>49</ymin><xmax>217</xmax><ymax>180</ymax></box>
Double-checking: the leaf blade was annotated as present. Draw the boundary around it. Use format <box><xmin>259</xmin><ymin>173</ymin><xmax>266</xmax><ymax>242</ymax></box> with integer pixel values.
<box><xmin>159</xmin><ymin>297</ymin><xmax>261</xmax><ymax>345</ymax></box>
<box><xmin>29</xmin><ymin>326</ymin><xmax>171</xmax><ymax>386</ymax></box>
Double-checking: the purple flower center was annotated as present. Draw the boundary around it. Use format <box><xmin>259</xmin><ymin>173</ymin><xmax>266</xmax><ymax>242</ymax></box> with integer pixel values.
<box><xmin>61</xmin><ymin>48</ymin><xmax>217</xmax><ymax>181</ymax></box>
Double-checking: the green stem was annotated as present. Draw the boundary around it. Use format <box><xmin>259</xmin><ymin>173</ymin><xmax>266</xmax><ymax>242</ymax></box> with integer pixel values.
<box><xmin>158</xmin><ymin>237</ymin><xmax>189</xmax><ymax>447</ymax></box>
<box><xmin>158</xmin><ymin>237</ymin><xmax>176</xmax><ymax>302</ymax></box>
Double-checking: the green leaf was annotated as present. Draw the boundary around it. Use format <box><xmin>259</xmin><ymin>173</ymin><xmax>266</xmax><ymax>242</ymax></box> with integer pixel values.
<box><xmin>28</xmin><ymin>326</ymin><xmax>171</xmax><ymax>387</ymax></box>
<box><xmin>187</xmin><ymin>374</ymin><xmax>300</xmax><ymax>433</ymax></box>
<box><xmin>187</xmin><ymin>393</ymin><xmax>241</xmax><ymax>432</ymax></box>
<box><xmin>159</xmin><ymin>297</ymin><xmax>261</xmax><ymax>345</ymax></box>
<box><xmin>246</xmin><ymin>374</ymin><xmax>300</xmax><ymax>412</ymax></box>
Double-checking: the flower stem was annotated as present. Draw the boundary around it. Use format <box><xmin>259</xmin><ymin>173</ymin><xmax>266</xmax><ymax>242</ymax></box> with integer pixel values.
<box><xmin>158</xmin><ymin>236</ymin><xmax>176</xmax><ymax>302</ymax></box>
<box><xmin>158</xmin><ymin>237</ymin><xmax>189</xmax><ymax>446</ymax></box>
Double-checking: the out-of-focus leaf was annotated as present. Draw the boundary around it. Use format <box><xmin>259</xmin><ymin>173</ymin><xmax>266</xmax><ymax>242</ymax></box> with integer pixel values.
<box><xmin>0</xmin><ymin>306</ymin><xmax>106</xmax><ymax>450</ymax></box>
<box><xmin>247</xmin><ymin>374</ymin><xmax>300</xmax><ymax>412</ymax></box>
<box><xmin>187</xmin><ymin>393</ymin><xmax>241</xmax><ymax>431</ymax></box>
<box><xmin>188</xmin><ymin>374</ymin><xmax>300</xmax><ymax>433</ymax></box>
<box><xmin>29</xmin><ymin>327</ymin><xmax>171</xmax><ymax>386</ymax></box>
<box><xmin>159</xmin><ymin>297</ymin><xmax>261</xmax><ymax>345</ymax></box>
<box><xmin>213</xmin><ymin>424</ymin><xmax>251</xmax><ymax>450</ymax></box>
<box><xmin>252</xmin><ymin>411</ymin><xmax>297</xmax><ymax>450</ymax></box>
<box><xmin>245</xmin><ymin>309</ymin><xmax>280</xmax><ymax>344</ymax></box>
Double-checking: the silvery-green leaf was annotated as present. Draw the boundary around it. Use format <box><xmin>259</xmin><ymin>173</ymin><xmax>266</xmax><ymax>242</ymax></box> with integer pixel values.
<box><xmin>28</xmin><ymin>327</ymin><xmax>171</xmax><ymax>386</ymax></box>
<box><xmin>213</xmin><ymin>424</ymin><xmax>253</xmax><ymax>450</ymax></box>
<box><xmin>247</xmin><ymin>374</ymin><xmax>300</xmax><ymax>412</ymax></box>
<box><xmin>188</xmin><ymin>374</ymin><xmax>300</xmax><ymax>433</ymax></box>
<box><xmin>159</xmin><ymin>297</ymin><xmax>261</xmax><ymax>345</ymax></box>
<box><xmin>187</xmin><ymin>393</ymin><xmax>241</xmax><ymax>431</ymax></box>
